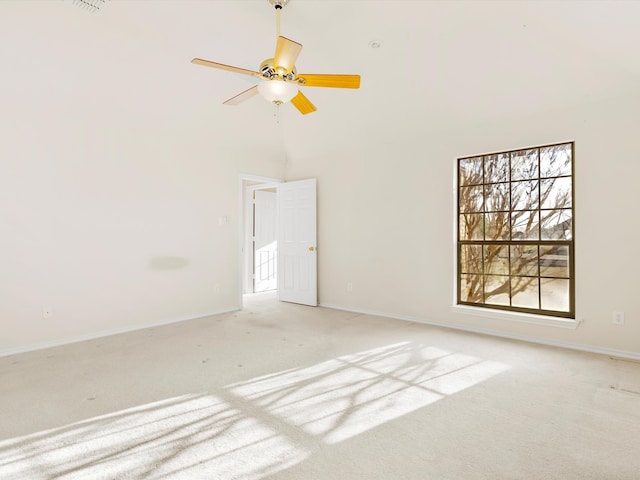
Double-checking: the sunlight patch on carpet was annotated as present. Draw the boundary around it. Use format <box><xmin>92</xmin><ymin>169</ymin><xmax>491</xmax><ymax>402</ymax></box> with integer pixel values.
<box><xmin>228</xmin><ymin>342</ymin><xmax>509</xmax><ymax>444</ymax></box>
<box><xmin>0</xmin><ymin>394</ymin><xmax>307</xmax><ymax>480</ymax></box>
<box><xmin>0</xmin><ymin>342</ymin><xmax>508</xmax><ymax>478</ymax></box>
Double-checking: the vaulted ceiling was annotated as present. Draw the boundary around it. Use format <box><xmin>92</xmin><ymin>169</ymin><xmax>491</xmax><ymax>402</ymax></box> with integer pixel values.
<box><xmin>3</xmin><ymin>0</ymin><xmax>640</xmax><ymax>163</ymax></box>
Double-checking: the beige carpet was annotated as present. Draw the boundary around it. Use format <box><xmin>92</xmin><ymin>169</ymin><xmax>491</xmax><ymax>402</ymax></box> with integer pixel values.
<box><xmin>1</xmin><ymin>292</ymin><xmax>639</xmax><ymax>479</ymax></box>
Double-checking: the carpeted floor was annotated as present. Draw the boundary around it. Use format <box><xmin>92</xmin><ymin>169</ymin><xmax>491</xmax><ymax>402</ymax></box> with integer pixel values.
<box><xmin>1</xmin><ymin>292</ymin><xmax>639</xmax><ymax>479</ymax></box>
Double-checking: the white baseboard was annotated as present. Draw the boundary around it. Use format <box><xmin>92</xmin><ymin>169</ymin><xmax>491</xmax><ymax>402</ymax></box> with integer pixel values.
<box><xmin>5</xmin><ymin>303</ymin><xmax>638</xmax><ymax>363</ymax></box>
<box><xmin>319</xmin><ymin>303</ymin><xmax>640</xmax><ymax>362</ymax></box>
<box><xmin>0</xmin><ymin>308</ymin><xmax>239</xmax><ymax>358</ymax></box>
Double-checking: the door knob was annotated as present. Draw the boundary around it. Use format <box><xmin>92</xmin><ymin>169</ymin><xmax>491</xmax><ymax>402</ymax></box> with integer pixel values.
<box><xmin>309</xmin><ymin>246</ymin><xmax>316</xmax><ymax>252</ymax></box>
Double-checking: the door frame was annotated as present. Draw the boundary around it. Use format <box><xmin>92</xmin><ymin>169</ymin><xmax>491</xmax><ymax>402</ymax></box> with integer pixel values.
<box><xmin>238</xmin><ymin>174</ymin><xmax>283</xmax><ymax>309</ymax></box>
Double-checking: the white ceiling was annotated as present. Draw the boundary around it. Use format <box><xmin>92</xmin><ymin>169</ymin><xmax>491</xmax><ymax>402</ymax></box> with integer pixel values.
<box><xmin>3</xmin><ymin>0</ymin><xmax>640</xmax><ymax>162</ymax></box>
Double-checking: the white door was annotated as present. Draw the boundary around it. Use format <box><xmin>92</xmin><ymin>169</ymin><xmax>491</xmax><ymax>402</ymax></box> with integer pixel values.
<box><xmin>254</xmin><ymin>190</ymin><xmax>278</xmax><ymax>292</ymax></box>
<box><xmin>278</xmin><ymin>178</ymin><xmax>317</xmax><ymax>306</ymax></box>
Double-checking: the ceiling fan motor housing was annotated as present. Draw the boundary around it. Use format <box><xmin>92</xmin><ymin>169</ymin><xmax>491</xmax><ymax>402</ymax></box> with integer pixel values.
<box><xmin>259</xmin><ymin>59</ymin><xmax>297</xmax><ymax>81</ymax></box>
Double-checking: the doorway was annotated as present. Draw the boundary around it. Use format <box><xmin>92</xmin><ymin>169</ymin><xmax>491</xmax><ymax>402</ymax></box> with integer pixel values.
<box><xmin>253</xmin><ymin>188</ymin><xmax>278</xmax><ymax>293</ymax></box>
<box><xmin>239</xmin><ymin>174</ymin><xmax>318</xmax><ymax>308</ymax></box>
<box><xmin>240</xmin><ymin>175</ymin><xmax>282</xmax><ymax>301</ymax></box>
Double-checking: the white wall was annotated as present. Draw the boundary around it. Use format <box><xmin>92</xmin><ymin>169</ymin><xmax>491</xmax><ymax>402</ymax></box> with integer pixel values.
<box><xmin>284</xmin><ymin>92</ymin><xmax>640</xmax><ymax>357</ymax></box>
<box><xmin>0</xmin><ymin>3</ymin><xmax>285</xmax><ymax>354</ymax></box>
<box><xmin>0</xmin><ymin>116</ymin><xmax>284</xmax><ymax>354</ymax></box>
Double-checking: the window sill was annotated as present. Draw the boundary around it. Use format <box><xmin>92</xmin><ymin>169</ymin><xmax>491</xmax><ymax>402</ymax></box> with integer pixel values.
<box><xmin>450</xmin><ymin>305</ymin><xmax>581</xmax><ymax>329</ymax></box>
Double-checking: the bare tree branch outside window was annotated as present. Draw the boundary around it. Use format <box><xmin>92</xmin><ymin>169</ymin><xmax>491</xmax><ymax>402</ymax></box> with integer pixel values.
<box><xmin>457</xmin><ymin>142</ymin><xmax>574</xmax><ymax>317</ymax></box>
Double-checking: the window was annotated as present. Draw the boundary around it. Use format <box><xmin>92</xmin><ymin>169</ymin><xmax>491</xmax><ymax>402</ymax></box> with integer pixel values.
<box><xmin>457</xmin><ymin>142</ymin><xmax>574</xmax><ymax>318</ymax></box>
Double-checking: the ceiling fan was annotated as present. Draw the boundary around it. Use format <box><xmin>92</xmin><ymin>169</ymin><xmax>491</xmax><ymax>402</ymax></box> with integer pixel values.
<box><xmin>191</xmin><ymin>0</ymin><xmax>361</xmax><ymax>115</ymax></box>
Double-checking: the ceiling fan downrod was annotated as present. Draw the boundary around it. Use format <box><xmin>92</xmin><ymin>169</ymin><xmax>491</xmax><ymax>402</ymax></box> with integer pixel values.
<box><xmin>268</xmin><ymin>0</ymin><xmax>289</xmax><ymax>36</ymax></box>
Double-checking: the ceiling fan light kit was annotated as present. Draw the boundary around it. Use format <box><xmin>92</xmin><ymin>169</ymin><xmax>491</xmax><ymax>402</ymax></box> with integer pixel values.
<box><xmin>191</xmin><ymin>0</ymin><xmax>360</xmax><ymax>115</ymax></box>
<box><xmin>257</xmin><ymin>80</ymin><xmax>299</xmax><ymax>105</ymax></box>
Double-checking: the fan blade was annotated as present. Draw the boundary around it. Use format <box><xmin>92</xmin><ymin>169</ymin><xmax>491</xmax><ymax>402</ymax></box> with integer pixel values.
<box><xmin>273</xmin><ymin>36</ymin><xmax>302</xmax><ymax>74</ymax></box>
<box><xmin>296</xmin><ymin>74</ymin><xmax>360</xmax><ymax>89</ymax></box>
<box><xmin>191</xmin><ymin>58</ymin><xmax>261</xmax><ymax>78</ymax></box>
<box><xmin>290</xmin><ymin>91</ymin><xmax>317</xmax><ymax>115</ymax></box>
<box><xmin>223</xmin><ymin>85</ymin><xmax>259</xmax><ymax>106</ymax></box>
